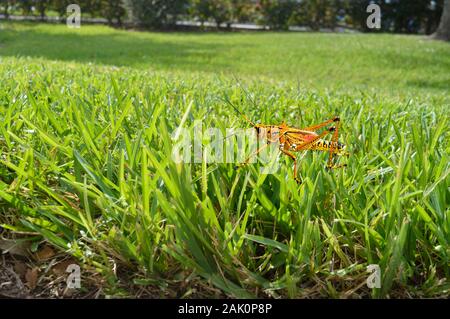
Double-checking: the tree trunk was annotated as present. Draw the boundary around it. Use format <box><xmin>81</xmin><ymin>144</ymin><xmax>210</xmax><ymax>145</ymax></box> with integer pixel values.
<box><xmin>433</xmin><ymin>0</ymin><xmax>450</xmax><ymax>40</ymax></box>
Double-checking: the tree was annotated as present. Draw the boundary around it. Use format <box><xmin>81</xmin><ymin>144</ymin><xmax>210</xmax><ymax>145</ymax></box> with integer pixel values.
<box><xmin>433</xmin><ymin>0</ymin><xmax>450</xmax><ymax>40</ymax></box>
<box><xmin>34</xmin><ymin>0</ymin><xmax>51</xmax><ymax>20</ymax></box>
<box><xmin>209</xmin><ymin>0</ymin><xmax>232</xmax><ymax>28</ymax></box>
<box><xmin>80</xmin><ymin>0</ymin><xmax>102</xmax><ymax>17</ymax></box>
<box><xmin>0</xmin><ymin>0</ymin><xmax>11</xmax><ymax>18</ymax></box>
<box><xmin>50</xmin><ymin>0</ymin><xmax>71</xmax><ymax>19</ymax></box>
<box><xmin>19</xmin><ymin>0</ymin><xmax>33</xmax><ymax>15</ymax></box>
<box><xmin>423</xmin><ymin>0</ymin><xmax>444</xmax><ymax>34</ymax></box>
<box><xmin>190</xmin><ymin>0</ymin><xmax>212</xmax><ymax>26</ymax></box>
<box><xmin>345</xmin><ymin>0</ymin><xmax>374</xmax><ymax>31</ymax></box>
<box><xmin>344</xmin><ymin>0</ymin><xmax>444</xmax><ymax>34</ymax></box>
<box><xmin>382</xmin><ymin>0</ymin><xmax>434</xmax><ymax>34</ymax></box>
<box><xmin>258</xmin><ymin>0</ymin><xmax>298</xmax><ymax>30</ymax></box>
<box><xmin>100</xmin><ymin>0</ymin><xmax>127</xmax><ymax>25</ymax></box>
<box><xmin>124</xmin><ymin>0</ymin><xmax>188</xmax><ymax>29</ymax></box>
<box><xmin>230</xmin><ymin>0</ymin><xmax>255</xmax><ymax>23</ymax></box>
<box><xmin>292</xmin><ymin>0</ymin><xmax>342</xmax><ymax>30</ymax></box>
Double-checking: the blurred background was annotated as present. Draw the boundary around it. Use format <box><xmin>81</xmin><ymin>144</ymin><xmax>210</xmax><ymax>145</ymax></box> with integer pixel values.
<box><xmin>0</xmin><ymin>0</ymin><xmax>448</xmax><ymax>37</ymax></box>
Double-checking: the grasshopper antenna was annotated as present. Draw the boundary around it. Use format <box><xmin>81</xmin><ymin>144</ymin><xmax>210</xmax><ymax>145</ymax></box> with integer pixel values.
<box><xmin>232</xmin><ymin>74</ymin><xmax>259</xmax><ymax>110</ymax></box>
<box><xmin>222</xmin><ymin>95</ymin><xmax>255</xmax><ymax>127</ymax></box>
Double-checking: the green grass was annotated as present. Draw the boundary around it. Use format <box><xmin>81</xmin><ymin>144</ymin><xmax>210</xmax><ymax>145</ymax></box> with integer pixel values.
<box><xmin>0</xmin><ymin>22</ymin><xmax>449</xmax><ymax>298</ymax></box>
<box><xmin>1</xmin><ymin>22</ymin><xmax>449</xmax><ymax>98</ymax></box>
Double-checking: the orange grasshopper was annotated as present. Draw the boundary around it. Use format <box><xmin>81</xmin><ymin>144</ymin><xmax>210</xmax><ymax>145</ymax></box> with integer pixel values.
<box><xmin>225</xmin><ymin>98</ymin><xmax>349</xmax><ymax>183</ymax></box>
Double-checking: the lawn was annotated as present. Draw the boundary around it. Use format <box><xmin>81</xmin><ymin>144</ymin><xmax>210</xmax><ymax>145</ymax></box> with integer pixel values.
<box><xmin>1</xmin><ymin>22</ymin><xmax>450</xmax><ymax>97</ymax></box>
<box><xmin>0</xmin><ymin>21</ymin><xmax>449</xmax><ymax>298</ymax></box>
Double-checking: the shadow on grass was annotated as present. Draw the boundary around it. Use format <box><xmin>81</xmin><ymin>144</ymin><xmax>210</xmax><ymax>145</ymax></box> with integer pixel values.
<box><xmin>1</xmin><ymin>22</ymin><xmax>449</xmax><ymax>96</ymax></box>
<box><xmin>0</xmin><ymin>26</ymin><xmax>238</xmax><ymax>72</ymax></box>
<box><xmin>407</xmin><ymin>79</ymin><xmax>450</xmax><ymax>90</ymax></box>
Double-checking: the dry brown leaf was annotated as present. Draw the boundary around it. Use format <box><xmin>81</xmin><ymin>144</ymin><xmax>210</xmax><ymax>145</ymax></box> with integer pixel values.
<box><xmin>25</xmin><ymin>267</ymin><xmax>39</xmax><ymax>290</ymax></box>
<box><xmin>52</xmin><ymin>259</ymin><xmax>77</xmax><ymax>276</ymax></box>
<box><xmin>63</xmin><ymin>287</ymin><xmax>76</xmax><ymax>297</ymax></box>
<box><xmin>13</xmin><ymin>261</ymin><xmax>28</xmax><ymax>279</ymax></box>
<box><xmin>0</xmin><ymin>239</ymin><xmax>31</xmax><ymax>257</ymax></box>
<box><xmin>34</xmin><ymin>245</ymin><xmax>56</xmax><ymax>262</ymax></box>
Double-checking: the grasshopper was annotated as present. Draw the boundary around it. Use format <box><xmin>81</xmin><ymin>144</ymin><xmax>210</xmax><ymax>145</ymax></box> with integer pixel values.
<box><xmin>225</xmin><ymin>98</ymin><xmax>349</xmax><ymax>183</ymax></box>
